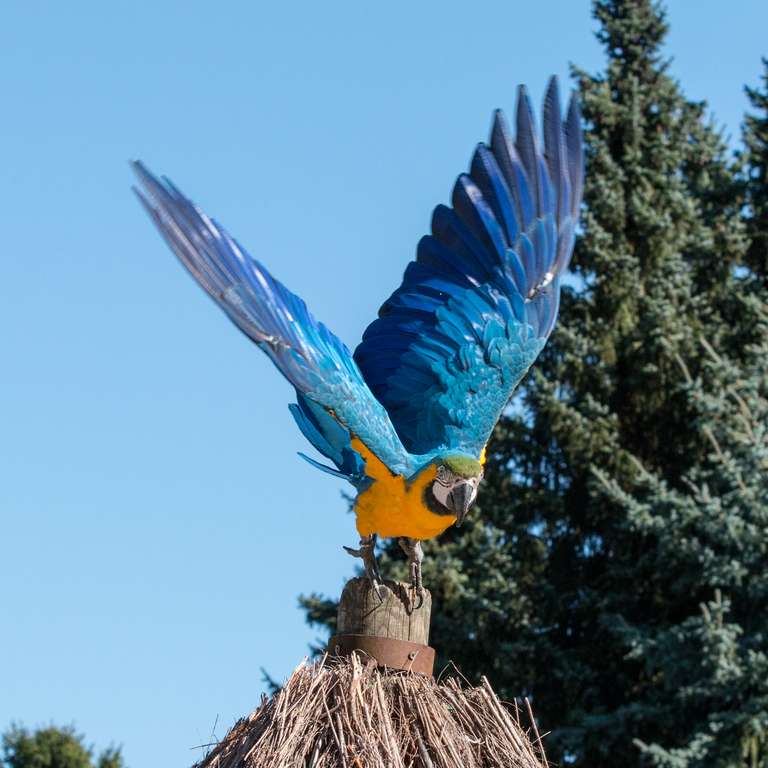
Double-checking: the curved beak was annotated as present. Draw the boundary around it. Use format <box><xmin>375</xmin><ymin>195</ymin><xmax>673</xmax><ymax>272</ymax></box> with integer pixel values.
<box><xmin>447</xmin><ymin>481</ymin><xmax>475</xmax><ymax>527</ymax></box>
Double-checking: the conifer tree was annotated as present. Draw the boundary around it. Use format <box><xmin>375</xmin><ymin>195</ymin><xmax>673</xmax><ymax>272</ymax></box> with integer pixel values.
<box><xmin>744</xmin><ymin>58</ymin><xmax>768</xmax><ymax>280</ymax></box>
<box><xmin>595</xmin><ymin>290</ymin><xmax>768</xmax><ymax>768</ymax></box>
<box><xmin>302</xmin><ymin>2</ymin><xmax>766</xmax><ymax>766</ymax></box>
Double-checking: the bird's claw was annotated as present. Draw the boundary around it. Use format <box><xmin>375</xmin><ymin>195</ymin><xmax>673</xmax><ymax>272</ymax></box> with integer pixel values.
<box><xmin>344</xmin><ymin>534</ymin><xmax>384</xmax><ymax>600</ymax></box>
<box><xmin>399</xmin><ymin>538</ymin><xmax>425</xmax><ymax>609</ymax></box>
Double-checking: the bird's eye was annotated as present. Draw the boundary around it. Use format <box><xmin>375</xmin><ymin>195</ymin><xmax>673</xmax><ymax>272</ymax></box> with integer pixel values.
<box><xmin>435</xmin><ymin>465</ymin><xmax>452</xmax><ymax>487</ymax></box>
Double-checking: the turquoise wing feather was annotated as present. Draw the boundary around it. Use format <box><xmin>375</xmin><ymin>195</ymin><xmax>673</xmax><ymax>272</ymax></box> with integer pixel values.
<box><xmin>132</xmin><ymin>162</ymin><xmax>415</xmax><ymax>479</ymax></box>
<box><xmin>354</xmin><ymin>78</ymin><xmax>583</xmax><ymax>458</ymax></box>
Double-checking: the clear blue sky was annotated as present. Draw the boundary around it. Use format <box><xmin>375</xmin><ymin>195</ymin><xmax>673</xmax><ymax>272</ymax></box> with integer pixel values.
<box><xmin>1</xmin><ymin>1</ymin><xmax>765</xmax><ymax>765</ymax></box>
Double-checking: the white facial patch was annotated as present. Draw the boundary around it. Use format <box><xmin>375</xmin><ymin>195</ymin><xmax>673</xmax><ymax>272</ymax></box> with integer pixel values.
<box><xmin>432</xmin><ymin>479</ymin><xmax>452</xmax><ymax>508</ymax></box>
<box><xmin>432</xmin><ymin>464</ymin><xmax>455</xmax><ymax>508</ymax></box>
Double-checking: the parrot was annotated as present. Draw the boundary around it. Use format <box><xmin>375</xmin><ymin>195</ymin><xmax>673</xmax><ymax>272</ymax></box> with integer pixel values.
<box><xmin>132</xmin><ymin>76</ymin><xmax>583</xmax><ymax>599</ymax></box>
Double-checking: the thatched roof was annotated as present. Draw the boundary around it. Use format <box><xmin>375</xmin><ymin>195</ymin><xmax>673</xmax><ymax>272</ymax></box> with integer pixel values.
<box><xmin>194</xmin><ymin>654</ymin><xmax>546</xmax><ymax>768</ymax></box>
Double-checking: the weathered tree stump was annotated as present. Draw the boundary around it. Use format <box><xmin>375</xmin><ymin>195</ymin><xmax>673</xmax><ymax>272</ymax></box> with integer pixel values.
<box><xmin>327</xmin><ymin>577</ymin><xmax>435</xmax><ymax>675</ymax></box>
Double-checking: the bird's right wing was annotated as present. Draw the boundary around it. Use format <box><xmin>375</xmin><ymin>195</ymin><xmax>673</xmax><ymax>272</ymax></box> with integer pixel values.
<box><xmin>132</xmin><ymin>162</ymin><xmax>415</xmax><ymax>478</ymax></box>
<box><xmin>353</xmin><ymin>78</ymin><xmax>583</xmax><ymax>458</ymax></box>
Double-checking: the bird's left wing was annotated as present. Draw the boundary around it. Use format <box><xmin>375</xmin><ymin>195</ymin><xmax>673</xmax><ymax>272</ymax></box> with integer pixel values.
<box><xmin>354</xmin><ymin>78</ymin><xmax>583</xmax><ymax>458</ymax></box>
<box><xmin>132</xmin><ymin>162</ymin><xmax>415</xmax><ymax>478</ymax></box>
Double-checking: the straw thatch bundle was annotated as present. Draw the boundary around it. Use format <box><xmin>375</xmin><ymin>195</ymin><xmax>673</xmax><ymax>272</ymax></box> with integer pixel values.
<box><xmin>194</xmin><ymin>654</ymin><xmax>546</xmax><ymax>768</ymax></box>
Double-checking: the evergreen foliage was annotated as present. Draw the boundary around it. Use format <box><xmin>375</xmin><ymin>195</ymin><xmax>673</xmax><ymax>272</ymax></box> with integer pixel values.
<box><xmin>302</xmin><ymin>2</ymin><xmax>768</xmax><ymax>766</ymax></box>
<box><xmin>1</xmin><ymin>725</ymin><xmax>125</xmax><ymax>768</ymax></box>
<box><xmin>744</xmin><ymin>58</ymin><xmax>768</xmax><ymax>280</ymax></box>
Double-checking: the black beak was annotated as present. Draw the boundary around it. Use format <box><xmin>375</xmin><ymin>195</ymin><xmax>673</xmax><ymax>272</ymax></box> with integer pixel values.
<box><xmin>447</xmin><ymin>481</ymin><xmax>475</xmax><ymax>527</ymax></box>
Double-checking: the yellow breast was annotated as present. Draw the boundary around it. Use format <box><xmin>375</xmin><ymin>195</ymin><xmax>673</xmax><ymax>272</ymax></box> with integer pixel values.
<box><xmin>351</xmin><ymin>438</ymin><xmax>457</xmax><ymax>541</ymax></box>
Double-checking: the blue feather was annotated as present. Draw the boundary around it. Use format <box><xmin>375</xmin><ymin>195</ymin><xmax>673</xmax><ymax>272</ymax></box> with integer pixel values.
<box><xmin>543</xmin><ymin>77</ymin><xmax>567</xmax><ymax>227</ymax></box>
<box><xmin>490</xmin><ymin>110</ymin><xmax>535</xmax><ymax>228</ymax></box>
<box><xmin>565</xmin><ymin>94</ymin><xmax>584</xmax><ymax>221</ymax></box>
<box><xmin>471</xmin><ymin>144</ymin><xmax>520</xmax><ymax>245</ymax></box>
<box><xmin>432</xmin><ymin>207</ymin><xmax>496</xmax><ymax>279</ymax></box>
<box><xmin>297</xmin><ymin>452</ymin><xmax>356</xmax><ymax>482</ymax></box>
<box><xmin>452</xmin><ymin>175</ymin><xmax>509</xmax><ymax>261</ymax></box>
<box><xmin>416</xmin><ymin>235</ymin><xmax>481</xmax><ymax>287</ymax></box>
<box><xmin>514</xmin><ymin>85</ymin><xmax>544</xmax><ymax>213</ymax></box>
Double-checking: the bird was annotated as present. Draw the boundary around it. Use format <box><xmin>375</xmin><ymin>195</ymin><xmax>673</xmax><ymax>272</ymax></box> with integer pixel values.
<box><xmin>132</xmin><ymin>76</ymin><xmax>583</xmax><ymax>599</ymax></box>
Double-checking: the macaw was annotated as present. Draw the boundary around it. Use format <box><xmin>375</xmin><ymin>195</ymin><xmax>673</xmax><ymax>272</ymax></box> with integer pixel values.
<box><xmin>133</xmin><ymin>76</ymin><xmax>583</xmax><ymax>598</ymax></box>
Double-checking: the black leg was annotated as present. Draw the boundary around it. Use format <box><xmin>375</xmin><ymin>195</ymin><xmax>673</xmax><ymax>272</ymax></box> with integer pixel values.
<box><xmin>344</xmin><ymin>534</ymin><xmax>384</xmax><ymax>598</ymax></box>
<box><xmin>398</xmin><ymin>537</ymin><xmax>425</xmax><ymax>607</ymax></box>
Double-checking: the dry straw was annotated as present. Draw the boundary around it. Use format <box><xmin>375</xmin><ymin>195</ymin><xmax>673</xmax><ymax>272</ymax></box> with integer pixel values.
<box><xmin>194</xmin><ymin>654</ymin><xmax>546</xmax><ymax>768</ymax></box>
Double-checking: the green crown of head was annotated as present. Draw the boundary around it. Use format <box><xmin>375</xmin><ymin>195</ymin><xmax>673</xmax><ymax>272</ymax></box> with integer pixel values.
<box><xmin>442</xmin><ymin>454</ymin><xmax>483</xmax><ymax>479</ymax></box>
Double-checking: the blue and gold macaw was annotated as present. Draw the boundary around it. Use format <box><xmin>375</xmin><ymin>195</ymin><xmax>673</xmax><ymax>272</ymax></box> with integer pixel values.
<box><xmin>133</xmin><ymin>77</ymin><xmax>583</xmax><ymax>597</ymax></box>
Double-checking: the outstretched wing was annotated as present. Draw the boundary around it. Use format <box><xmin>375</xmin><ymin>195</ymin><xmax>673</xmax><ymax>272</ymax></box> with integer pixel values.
<box><xmin>133</xmin><ymin>162</ymin><xmax>415</xmax><ymax>478</ymax></box>
<box><xmin>354</xmin><ymin>78</ymin><xmax>583</xmax><ymax>458</ymax></box>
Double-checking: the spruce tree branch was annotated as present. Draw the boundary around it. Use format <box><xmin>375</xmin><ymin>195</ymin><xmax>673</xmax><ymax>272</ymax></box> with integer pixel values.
<box><xmin>699</xmin><ymin>335</ymin><xmax>723</xmax><ymax>364</ymax></box>
<box><xmin>701</xmin><ymin>425</ymin><xmax>749</xmax><ymax>494</ymax></box>
<box><xmin>726</xmin><ymin>388</ymin><xmax>756</xmax><ymax>436</ymax></box>
<box><xmin>673</xmin><ymin>352</ymin><xmax>693</xmax><ymax>384</ymax></box>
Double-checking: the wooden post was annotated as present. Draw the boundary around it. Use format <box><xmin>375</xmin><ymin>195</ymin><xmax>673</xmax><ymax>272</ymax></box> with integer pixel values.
<box><xmin>328</xmin><ymin>577</ymin><xmax>435</xmax><ymax>675</ymax></box>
